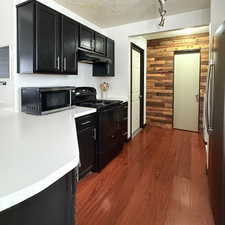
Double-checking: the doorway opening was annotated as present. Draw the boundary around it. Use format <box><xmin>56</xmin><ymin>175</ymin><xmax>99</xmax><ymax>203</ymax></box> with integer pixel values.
<box><xmin>173</xmin><ymin>50</ymin><xmax>201</xmax><ymax>132</ymax></box>
<box><xmin>130</xmin><ymin>43</ymin><xmax>145</xmax><ymax>137</ymax></box>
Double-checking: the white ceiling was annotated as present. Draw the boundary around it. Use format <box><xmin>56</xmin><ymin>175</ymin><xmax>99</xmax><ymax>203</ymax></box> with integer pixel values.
<box><xmin>142</xmin><ymin>25</ymin><xmax>209</xmax><ymax>40</ymax></box>
<box><xmin>54</xmin><ymin>0</ymin><xmax>210</xmax><ymax>28</ymax></box>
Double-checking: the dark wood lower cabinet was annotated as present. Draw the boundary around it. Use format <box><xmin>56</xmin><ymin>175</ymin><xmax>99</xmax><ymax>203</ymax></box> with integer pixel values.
<box><xmin>75</xmin><ymin>113</ymin><xmax>96</xmax><ymax>178</ymax></box>
<box><xmin>121</xmin><ymin>102</ymin><xmax>128</xmax><ymax>142</ymax></box>
<box><xmin>76</xmin><ymin>107</ymin><xmax>127</xmax><ymax>175</ymax></box>
<box><xmin>0</xmin><ymin>170</ymin><xmax>76</xmax><ymax>225</ymax></box>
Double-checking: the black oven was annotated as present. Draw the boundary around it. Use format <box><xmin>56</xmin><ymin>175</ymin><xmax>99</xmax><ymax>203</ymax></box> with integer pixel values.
<box><xmin>21</xmin><ymin>87</ymin><xmax>75</xmax><ymax>115</ymax></box>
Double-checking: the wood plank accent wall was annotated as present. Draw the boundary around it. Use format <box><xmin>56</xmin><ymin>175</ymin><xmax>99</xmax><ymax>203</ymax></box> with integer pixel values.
<box><xmin>147</xmin><ymin>33</ymin><xmax>209</xmax><ymax>129</ymax></box>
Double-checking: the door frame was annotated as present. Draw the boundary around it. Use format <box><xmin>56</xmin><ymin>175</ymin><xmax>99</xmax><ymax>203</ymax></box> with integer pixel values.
<box><xmin>130</xmin><ymin>43</ymin><xmax>145</xmax><ymax>137</ymax></box>
<box><xmin>173</xmin><ymin>49</ymin><xmax>201</xmax><ymax>132</ymax></box>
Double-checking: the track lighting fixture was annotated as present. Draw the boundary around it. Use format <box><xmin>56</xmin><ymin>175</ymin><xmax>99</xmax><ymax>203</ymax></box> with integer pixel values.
<box><xmin>158</xmin><ymin>0</ymin><xmax>167</xmax><ymax>27</ymax></box>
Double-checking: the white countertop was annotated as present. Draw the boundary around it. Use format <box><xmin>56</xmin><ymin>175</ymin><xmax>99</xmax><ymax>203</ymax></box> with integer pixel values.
<box><xmin>0</xmin><ymin>106</ymin><xmax>96</xmax><ymax>212</ymax></box>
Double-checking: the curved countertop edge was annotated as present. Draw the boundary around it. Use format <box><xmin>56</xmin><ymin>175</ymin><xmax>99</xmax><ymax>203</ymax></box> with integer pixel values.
<box><xmin>0</xmin><ymin>106</ymin><xmax>97</xmax><ymax>213</ymax></box>
<box><xmin>0</xmin><ymin>157</ymin><xmax>79</xmax><ymax>213</ymax></box>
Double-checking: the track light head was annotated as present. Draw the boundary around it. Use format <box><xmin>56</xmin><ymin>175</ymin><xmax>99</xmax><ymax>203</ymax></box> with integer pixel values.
<box><xmin>158</xmin><ymin>0</ymin><xmax>167</xmax><ymax>27</ymax></box>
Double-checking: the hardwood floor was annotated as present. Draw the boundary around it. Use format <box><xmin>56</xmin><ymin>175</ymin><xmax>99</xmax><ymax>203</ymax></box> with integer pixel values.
<box><xmin>76</xmin><ymin>126</ymin><xmax>215</xmax><ymax>225</ymax></box>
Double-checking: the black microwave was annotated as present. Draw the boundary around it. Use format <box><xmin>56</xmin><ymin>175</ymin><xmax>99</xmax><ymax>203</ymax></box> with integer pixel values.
<box><xmin>21</xmin><ymin>87</ymin><xmax>76</xmax><ymax>115</ymax></box>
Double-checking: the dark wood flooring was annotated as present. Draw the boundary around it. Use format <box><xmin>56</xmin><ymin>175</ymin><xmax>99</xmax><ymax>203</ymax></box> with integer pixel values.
<box><xmin>77</xmin><ymin>126</ymin><xmax>215</xmax><ymax>225</ymax></box>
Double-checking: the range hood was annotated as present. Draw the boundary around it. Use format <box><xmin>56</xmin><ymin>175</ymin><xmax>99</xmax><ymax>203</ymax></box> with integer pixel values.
<box><xmin>78</xmin><ymin>49</ymin><xmax>112</xmax><ymax>64</ymax></box>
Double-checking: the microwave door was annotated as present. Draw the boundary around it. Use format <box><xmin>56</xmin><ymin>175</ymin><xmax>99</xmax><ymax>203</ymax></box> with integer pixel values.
<box><xmin>41</xmin><ymin>90</ymin><xmax>71</xmax><ymax>114</ymax></box>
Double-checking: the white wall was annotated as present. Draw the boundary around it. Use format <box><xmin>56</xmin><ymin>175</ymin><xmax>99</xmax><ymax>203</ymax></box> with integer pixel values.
<box><xmin>0</xmin><ymin>0</ymin><xmax>14</xmax><ymax>107</ymax></box>
<box><xmin>210</xmin><ymin>0</ymin><xmax>225</xmax><ymax>34</ymax></box>
<box><xmin>102</xmin><ymin>8</ymin><xmax>210</xmax><ymax>137</ymax></box>
<box><xmin>14</xmin><ymin>0</ymin><xmax>105</xmax><ymax>111</ymax></box>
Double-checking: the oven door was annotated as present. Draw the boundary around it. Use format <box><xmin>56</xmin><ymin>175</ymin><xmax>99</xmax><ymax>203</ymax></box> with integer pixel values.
<box><xmin>41</xmin><ymin>89</ymin><xmax>71</xmax><ymax>114</ymax></box>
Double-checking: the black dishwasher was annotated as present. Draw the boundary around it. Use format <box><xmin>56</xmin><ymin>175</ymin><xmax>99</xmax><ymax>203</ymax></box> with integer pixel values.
<box><xmin>75</xmin><ymin>113</ymin><xmax>96</xmax><ymax>178</ymax></box>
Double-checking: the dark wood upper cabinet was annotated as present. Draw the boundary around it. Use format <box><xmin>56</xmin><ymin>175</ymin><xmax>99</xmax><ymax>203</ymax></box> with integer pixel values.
<box><xmin>79</xmin><ymin>25</ymin><xmax>106</xmax><ymax>55</ymax></box>
<box><xmin>17</xmin><ymin>1</ymin><xmax>78</xmax><ymax>75</ymax></box>
<box><xmin>93</xmin><ymin>38</ymin><xmax>115</xmax><ymax>76</ymax></box>
<box><xmin>94</xmin><ymin>33</ymin><xmax>106</xmax><ymax>55</ymax></box>
<box><xmin>62</xmin><ymin>16</ymin><xmax>79</xmax><ymax>74</ymax></box>
<box><xmin>17</xmin><ymin>0</ymin><xmax>115</xmax><ymax>76</ymax></box>
<box><xmin>17</xmin><ymin>1</ymin><xmax>35</xmax><ymax>73</ymax></box>
<box><xmin>79</xmin><ymin>25</ymin><xmax>94</xmax><ymax>51</ymax></box>
<box><xmin>36</xmin><ymin>3</ymin><xmax>61</xmax><ymax>73</ymax></box>
<box><xmin>106</xmin><ymin>38</ymin><xmax>115</xmax><ymax>76</ymax></box>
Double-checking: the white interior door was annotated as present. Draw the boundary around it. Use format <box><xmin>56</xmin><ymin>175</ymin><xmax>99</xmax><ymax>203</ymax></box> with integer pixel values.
<box><xmin>132</xmin><ymin>49</ymin><xmax>141</xmax><ymax>134</ymax></box>
<box><xmin>174</xmin><ymin>52</ymin><xmax>200</xmax><ymax>132</ymax></box>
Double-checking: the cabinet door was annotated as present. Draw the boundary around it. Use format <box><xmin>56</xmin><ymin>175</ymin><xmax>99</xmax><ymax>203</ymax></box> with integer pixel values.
<box><xmin>79</xmin><ymin>25</ymin><xmax>94</xmax><ymax>51</ymax></box>
<box><xmin>77</xmin><ymin>127</ymin><xmax>96</xmax><ymax>177</ymax></box>
<box><xmin>94</xmin><ymin>33</ymin><xmax>106</xmax><ymax>55</ymax></box>
<box><xmin>62</xmin><ymin>16</ymin><xmax>79</xmax><ymax>74</ymax></box>
<box><xmin>93</xmin><ymin>38</ymin><xmax>115</xmax><ymax>77</ymax></box>
<box><xmin>36</xmin><ymin>3</ymin><xmax>61</xmax><ymax>73</ymax></box>
<box><xmin>0</xmin><ymin>171</ymin><xmax>75</xmax><ymax>225</ymax></box>
<box><xmin>17</xmin><ymin>173</ymin><xmax>72</xmax><ymax>225</ymax></box>
<box><xmin>106</xmin><ymin>38</ymin><xmax>115</xmax><ymax>76</ymax></box>
<box><xmin>122</xmin><ymin>103</ymin><xmax>128</xmax><ymax>140</ymax></box>
<box><xmin>17</xmin><ymin>1</ymin><xmax>35</xmax><ymax>73</ymax></box>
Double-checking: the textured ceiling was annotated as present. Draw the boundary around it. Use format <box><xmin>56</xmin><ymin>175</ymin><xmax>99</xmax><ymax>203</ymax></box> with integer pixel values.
<box><xmin>54</xmin><ymin>0</ymin><xmax>210</xmax><ymax>28</ymax></box>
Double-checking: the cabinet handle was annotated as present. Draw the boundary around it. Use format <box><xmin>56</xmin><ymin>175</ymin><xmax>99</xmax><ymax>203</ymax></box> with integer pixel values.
<box><xmin>107</xmin><ymin>64</ymin><xmax>110</xmax><ymax>74</ymax></box>
<box><xmin>81</xmin><ymin>121</ymin><xmax>91</xmax><ymax>126</ymax></box>
<box><xmin>93</xmin><ymin>128</ymin><xmax>97</xmax><ymax>140</ymax></box>
<box><xmin>92</xmin><ymin>40</ymin><xmax>95</xmax><ymax>50</ymax></box>
<box><xmin>123</xmin><ymin>132</ymin><xmax>128</xmax><ymax>136</ymax></box>
<box><xmin>64</xmin><ymin>57</ymin><xmax>67</xmax><ymax>72</ymax></box>
<box><xmin>57</xmin><ymin>56</ymin><xmax>60</xmax><ymax>71</ymax></box>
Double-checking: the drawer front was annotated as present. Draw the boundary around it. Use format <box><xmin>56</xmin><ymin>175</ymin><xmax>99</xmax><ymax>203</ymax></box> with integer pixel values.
<box><xmin>76</xmin><ymin>113</ymin><xmax>96</xmax><ymax>132</ymax></box>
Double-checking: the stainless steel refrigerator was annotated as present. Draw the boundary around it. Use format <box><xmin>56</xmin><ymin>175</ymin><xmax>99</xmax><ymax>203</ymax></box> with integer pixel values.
<box><xmin>206</xmin><ymin>22</ymin><xmax>225</xmax><ymax>225</ymax></box>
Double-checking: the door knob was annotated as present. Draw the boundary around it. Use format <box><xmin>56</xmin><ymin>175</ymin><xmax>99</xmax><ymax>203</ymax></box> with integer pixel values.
<box><xmin>195</xmin><ymin>94</ymin><xmax>199</xmax><ymax>102</ymax></box>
